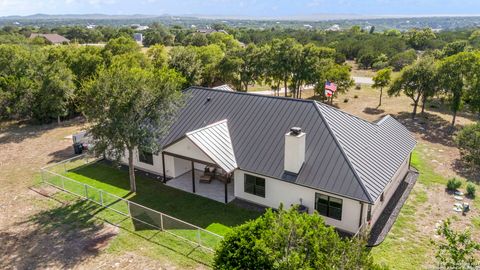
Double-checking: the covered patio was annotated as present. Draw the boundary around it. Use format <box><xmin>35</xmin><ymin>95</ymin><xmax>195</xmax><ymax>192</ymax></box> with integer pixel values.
<box><xmin>165</xmin><ymin>169</ymin><xmax>235</xmax><ymax>203</ymax></box>
<box><xmin>161</xmin><ymin>119</ymin><xmax>238</xmax><ymax>204</ymax></box>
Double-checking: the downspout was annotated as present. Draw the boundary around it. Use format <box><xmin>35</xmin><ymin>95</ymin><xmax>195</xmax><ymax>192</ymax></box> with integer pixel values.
<box><xmin>359</xmin><ymin>202</ymin><xmax>364</xmax><ymax>229</ymax></box>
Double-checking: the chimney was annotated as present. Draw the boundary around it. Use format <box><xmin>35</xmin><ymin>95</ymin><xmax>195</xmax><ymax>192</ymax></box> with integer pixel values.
<box><xmin>284</xmin><ymin>127</ymin><xmax>306</xmax><ymax>174</ymax></box>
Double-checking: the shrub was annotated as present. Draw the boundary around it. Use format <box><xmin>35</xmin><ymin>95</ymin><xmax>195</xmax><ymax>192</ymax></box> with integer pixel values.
<box><xmin>355</xmin><ymin>84</ymin><xmax>362</xmax><ymax>90</ymax></box>
<box><xmin>466</xmin><ymin>183</ymin><xmax>476</xmax><ymax>197</ymax></box>
<box><xmin>354</xmin><ymin>95</ymin><xmax>359</xmax><ymax>99</ymax></box>
<box><xmin>434</xmin><ymin>219</ymin><xmax>480</xmax><ymax>269</ymax></box>
<box><xmin>344</xmin><ymin>98</ymin><xmax>349</xmax><ymax>103</ymax></box>
<box><xmin>446</xmin><ymin>178</ymin><xmax>462</xmax><ymax>191</ymax></box>
<box><xmin>214</xmin><ymin>207</ymin><xmax>381</xmax><ymax>269</ymax></box>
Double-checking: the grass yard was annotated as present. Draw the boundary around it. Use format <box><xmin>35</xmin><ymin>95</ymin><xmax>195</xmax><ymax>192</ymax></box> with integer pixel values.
<box><xmin>40</xmin><ymin>160</ymin><xmax>262</xmax><ymax>268</ymax></box>
<box><xmin>371</xmin><ymin>146</ymin><xmax>480</xmax><ymax>269</ymax></box>
<box><xmin>61</xmin><ymin>162</ymin><xmax>261</xmax><ymax>233</ymax></box>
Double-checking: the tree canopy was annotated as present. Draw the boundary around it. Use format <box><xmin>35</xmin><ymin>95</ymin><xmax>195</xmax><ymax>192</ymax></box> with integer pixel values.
<box><xmin>214</xmin><ymin>207</ymin><xmax>384</xmax><ymax>270</ymax></box>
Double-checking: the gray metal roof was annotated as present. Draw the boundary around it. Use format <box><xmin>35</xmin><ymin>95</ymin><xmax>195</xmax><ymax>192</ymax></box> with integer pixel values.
<box><xmin>213</xmin><ymin>84</ymin><xmax>235</xmax><ymax>91</ymax></box>
<box><xmin>186</xmin><ymin>119</ymin><xmax>237</xmax><ymax>173</ymax></box>
<box><xmin>161</xmin><ymin>87</ymin><xmax>416</xmax><ymax>203</ymax></box>
<box><xmin>316</xmin><ymin>103</ymin><xmax>417</xmax><ymax>202</ymax></box>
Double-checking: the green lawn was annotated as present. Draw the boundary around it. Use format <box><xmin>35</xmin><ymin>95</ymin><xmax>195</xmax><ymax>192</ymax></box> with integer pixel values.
<box><xmin>41</xmin><ymin>161</ymin><xmax>262</xmax><ymax>267</ymax></box>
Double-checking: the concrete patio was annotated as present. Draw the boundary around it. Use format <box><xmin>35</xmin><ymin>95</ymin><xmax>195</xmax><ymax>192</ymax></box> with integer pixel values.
<box><xmin>165</xmin><ymin>169</ymin><xmax>235</xmax><ymax>203</ymax></box>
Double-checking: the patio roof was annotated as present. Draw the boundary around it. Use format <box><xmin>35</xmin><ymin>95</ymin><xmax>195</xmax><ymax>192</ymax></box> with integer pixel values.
<box><xmin>185</xmin><ymin>119</ymin><xmax>237</xmax><ymax>173</ymax></box>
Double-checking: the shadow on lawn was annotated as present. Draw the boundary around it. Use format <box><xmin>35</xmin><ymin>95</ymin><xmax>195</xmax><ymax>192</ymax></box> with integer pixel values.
<box><xmin>69</xmin><ymin>161</ymin><xmax>261</xmax><ymax>230</ymax></box>
<box><xmin>394</xmin><ymin>111</ymin><xmax>459</xmax><ymax>147</ymax></box>
<box><xmin>0</xmin><ymin>117</ymin><xmax>83</xmax><ymax>146</ymax></box>
<box><xmin>0</xmin><ymin>200</ymin><xmax>114</xmax><ymax>269</ymax></box>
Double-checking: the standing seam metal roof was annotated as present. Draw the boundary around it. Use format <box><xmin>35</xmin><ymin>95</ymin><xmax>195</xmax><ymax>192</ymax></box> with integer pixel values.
<box><xmin>160</xmin><ymin>87</ymin><xmax>416</xmax><ymax>203</ymax></box>
<box><xmin>186</xmin><ymin>119</ymin><xmax>237</xmax><ymax>173</ymax></box>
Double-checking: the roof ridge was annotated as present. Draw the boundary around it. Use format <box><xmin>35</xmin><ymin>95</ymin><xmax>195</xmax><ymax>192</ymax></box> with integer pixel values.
<box><xmin>185</xmin><ymin>86</ymin><xmax>317</xmax><ymax>104</ymax></box>
<box><xmin>313</xmin><ymin>102</ymin><xmax>374</xmax><ymax>203</ymax></box>
<box><xmin>185</xmin><ymin>119</ymin><xmax>228</xmax><ymax>136</ymax></box>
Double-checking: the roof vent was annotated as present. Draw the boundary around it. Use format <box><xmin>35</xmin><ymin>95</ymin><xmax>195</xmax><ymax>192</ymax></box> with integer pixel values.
<box><xmin>290</xmin><ymin>127</ymin><xmax>302</xmax><ymax>136</ymax></box>
<box><xmin>206</xmin><ymin>97</ymin><xmax>211</xmax><ymax>102</ymax></box>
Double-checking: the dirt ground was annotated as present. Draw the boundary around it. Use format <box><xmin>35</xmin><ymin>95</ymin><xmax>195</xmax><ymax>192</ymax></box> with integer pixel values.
<box><xmin>0</xmin><ymin>78</ymin><xmax>479</xmax><ymax>269</ymax></box>
<box><xmin>0</xmin><ymin>119</ymin><xmax>182</xmax><ymax>269</ymax></box>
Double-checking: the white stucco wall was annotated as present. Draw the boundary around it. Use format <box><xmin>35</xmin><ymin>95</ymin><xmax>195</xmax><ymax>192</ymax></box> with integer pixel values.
<box><xmin>234</xmin><ymin>169</ymin><xmax>362</xmax><ymax>234</ymax></box>
<box><xmin>370</xmin><ymin>156</ymin><xmax>410</xmax><ymax>225</ymax></box>
<box><xmin>164</xmin><ymin>138</ymin><xmax>214</xmax><ymax>165</ymax></box>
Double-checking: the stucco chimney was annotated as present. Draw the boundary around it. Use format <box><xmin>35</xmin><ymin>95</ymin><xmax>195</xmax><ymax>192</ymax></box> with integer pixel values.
<box><xmin>284</xmin><ymin>127</ymin><xmax>306</xmax><ymax>174</ymax></box>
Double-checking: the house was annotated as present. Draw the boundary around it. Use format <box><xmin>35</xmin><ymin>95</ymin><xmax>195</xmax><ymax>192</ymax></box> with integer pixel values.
<box><xmin>29</xmin><ymin>33</ymin><xmax>70</xmax><ymax>44</ymax></box>
<box><xmin>119</xmin><ymin>87</ymin><xmax>416</xmax><ymax>235</ymax></box>
<box><xmin>196</xmin><ymin>28</ymin><xmax>229</xmax><ymax>35</ymax></box>
<box><xmin>133</xmin><ymin>33</ymin><xmax>143</xmax><ymax>45</ymax></box>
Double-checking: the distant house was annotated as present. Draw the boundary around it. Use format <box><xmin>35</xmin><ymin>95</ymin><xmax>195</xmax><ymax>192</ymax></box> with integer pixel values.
<box><xmin>29</xmin><ymin>33</ymin><xmax>69</xmax><ymax>44</ymax></box>
<box><xmin>196</xmin><ymin>29</ymin><xmax>228</xmax><ymax>35</ymax></box>
<box><xmin>133</xmin><ymin>33</ymin><xmax>143</xmax><ymax>45</ymax></box>
<box><xmin>116</xmin><ymin>87</ymin><xmax>417</xmax><ymax>236</ymax></box>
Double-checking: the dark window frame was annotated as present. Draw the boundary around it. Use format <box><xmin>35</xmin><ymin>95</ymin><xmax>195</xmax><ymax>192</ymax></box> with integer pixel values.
<box><xmin>138</xmin><ymin>150</ymin><xmax>154</xmax><ymax>165</ymax></box>
<box><xmin>244</xmin><ymin>174</ymin><xmax>265</xmax><ymax>198</ymax></box>
<box><xmin>315</xmin><ymin>193</ymin><xmax>343</xmax><ymax>220</ymax></box>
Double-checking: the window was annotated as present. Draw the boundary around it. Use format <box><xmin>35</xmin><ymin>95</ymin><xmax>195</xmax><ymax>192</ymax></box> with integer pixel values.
<box><xmin>244</xmin><ymin>174</ymin><xmax>265</xmax><ymax>197</ymax></box>
<box><xmin>315</xmin><ymin>193</ymin><xmax>343</xmax><ymax>220</ymax></box>
<box><xmin>139</xmin><ymin>150</ymin><xmax>154</xmax><ymax>165</ymax></box>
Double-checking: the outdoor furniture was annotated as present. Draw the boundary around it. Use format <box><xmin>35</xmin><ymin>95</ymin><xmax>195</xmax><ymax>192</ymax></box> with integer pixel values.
<box><xmin>200</xmin><ymin>166</ymin><xmax>217</xmax><ymax>183</ymax></box>
<box><xmin>217</xmin><ymin>172</ymin><xmax>232</xmax><ymax>184</ymax></box>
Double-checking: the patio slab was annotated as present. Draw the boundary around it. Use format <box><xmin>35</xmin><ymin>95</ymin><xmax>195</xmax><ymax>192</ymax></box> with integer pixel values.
<box><xmin>165</xmin><ymin>170</ymin><xmax>235</xmax><ymax>203</ymax></box>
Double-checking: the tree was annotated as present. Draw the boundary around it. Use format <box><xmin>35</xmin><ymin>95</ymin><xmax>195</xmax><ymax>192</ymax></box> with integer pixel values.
<box><xmin>30</xmin><ymin>60</ymin><xmax>75</xmax><ymax>123</ymax></box>
<box><xmin>214</xmin><ymin>207</ymin><xmax>383</xmax><ymax>269</ymax></box>
<box><xmin>147</xmin><ymin>44</ymin><xmax>168</xmax><ymax>69</ymax></box>
<box><xmin>373</xmin><ymin>68</ymin><xmax>392</xmax><ymax>107</ymax></box>
<box><xmin>168</xmin><ymin>46</ymin><xmax>203</xmax><ymax>87</ymax></box>
<box><xmin>195</xmin><ymin>44</ymin><xmax>224</xmax><ymax>87</ymax></box>
<box><xmin>438</xmin><ymin>52</ymin><xmax>480</xmax><ymax>127</ymax></box>
<box><xmin>389</xmin><ymin>49</ymin><xmax>417</xmax><ymax>71</ymax></box>
<box><xmin>455</xmin><ymin>122</ymin><xmax>480</xmax><ymax>174</ymax></box>
<box><xmin>404</xmin><ymin>28</ymin><xmax>436</xmax><ymax>50</ymax></box>
<box><xmin>433</xmin><ymin>219</ymin><xmax>480</xmax><ymax>269</ymax></box>
<box><xmin>102</xmin><ymin>36</ymin><xmax>139</xmax><ymax>63</ymax></box>
<box><xmin>389</xmin><ymin>57</ymin><xmax>438</xmax><ymax>119</ymax></box>
<box><xmin>81</xmin><ymin>54</ymin><xmax>185</xmax><ymax>192</ymax></box>
<box><xmin>143</xmin><ymin>25</ymin><xmax>175</xmax><ymax>47</ymax></box>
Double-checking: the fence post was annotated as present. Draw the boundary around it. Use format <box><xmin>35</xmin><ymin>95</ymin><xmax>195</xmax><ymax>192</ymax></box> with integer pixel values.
<box><xmin>127</xmin><ymin>201</ymin><xmax>131</xmax><ymax>217</ymax></box>
<box><xmin>100</xmin><ymin>190</ymin><xmax>103</xmax><ymax>206</ymax></box>
<box><xmin>197</xmin><ymin>229</ymin><xmax>201</xmax><ymax>247</ymax></box>
<box><xmin>160</xmin><ymin>213</ymin><xmax>164</xmax><ymax>231</ymax></box>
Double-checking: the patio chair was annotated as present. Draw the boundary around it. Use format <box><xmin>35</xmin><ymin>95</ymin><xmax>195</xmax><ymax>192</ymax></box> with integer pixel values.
<box><xmin>217</xmin><ymin>172</ymin><xmax>232</xmax><ymax>183</ymax></box>
<box><xmin>200</xmin><ymin>166</ymin><xmax>216</xmax><ymax>183</ymax></box>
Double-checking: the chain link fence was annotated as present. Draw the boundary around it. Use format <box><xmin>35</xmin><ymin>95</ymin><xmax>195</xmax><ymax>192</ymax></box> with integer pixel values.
<box><xmin>41</xmin><ymin>154</ymin><xmax>223</xmax><ymax>252</ymax></box>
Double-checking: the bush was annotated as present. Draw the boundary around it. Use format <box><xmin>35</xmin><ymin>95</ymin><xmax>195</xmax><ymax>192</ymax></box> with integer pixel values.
<box><xmin>214</xmin><ymin>207</ymin><xmax>382</xmax><ymax>269</ymax></box>
<box><xmin>344</xmin><ymin>98</ymin><xmax>349</xmax><ymax>103</ymax></box>
<box><xmin>466</xmin><ymin>183</ymin><xmax>476</xmax><ymax>197</ymax></box>
<box><xmin>446</xmin><ymin>178</ymin><xmax>462</xmax><ymax>191</ymax></box>
<box><xmin>355</xmin><ymin>84</ymin><xmax>362</xmax><ymax>90</ymax></box>
<box><xmin>354</xmin><ymin>95</ymin><xmax>359</xmax><ymax>99</ymax></box>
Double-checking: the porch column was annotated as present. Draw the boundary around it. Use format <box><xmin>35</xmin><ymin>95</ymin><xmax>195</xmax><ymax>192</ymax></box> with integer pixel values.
<box><xmin>162</xmin><ymin>152</ymin><xmax>167</xmax><ymax>183</ymax></box>
<box><xmin>224</xmin><ymin>180</ymin><xmax>228</xmax><ymax>204</ymax></box>
<box><xmin>191</xmin><ymin>161</ymin><xmax>196</xmax><ymax>193</ymax></box>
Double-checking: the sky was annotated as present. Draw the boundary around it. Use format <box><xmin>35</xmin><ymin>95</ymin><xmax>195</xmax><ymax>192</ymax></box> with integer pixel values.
<box><xmin>1</xmin><ymin>0</ymin><xmax>480</xmax><ymax>17</ymax></box>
